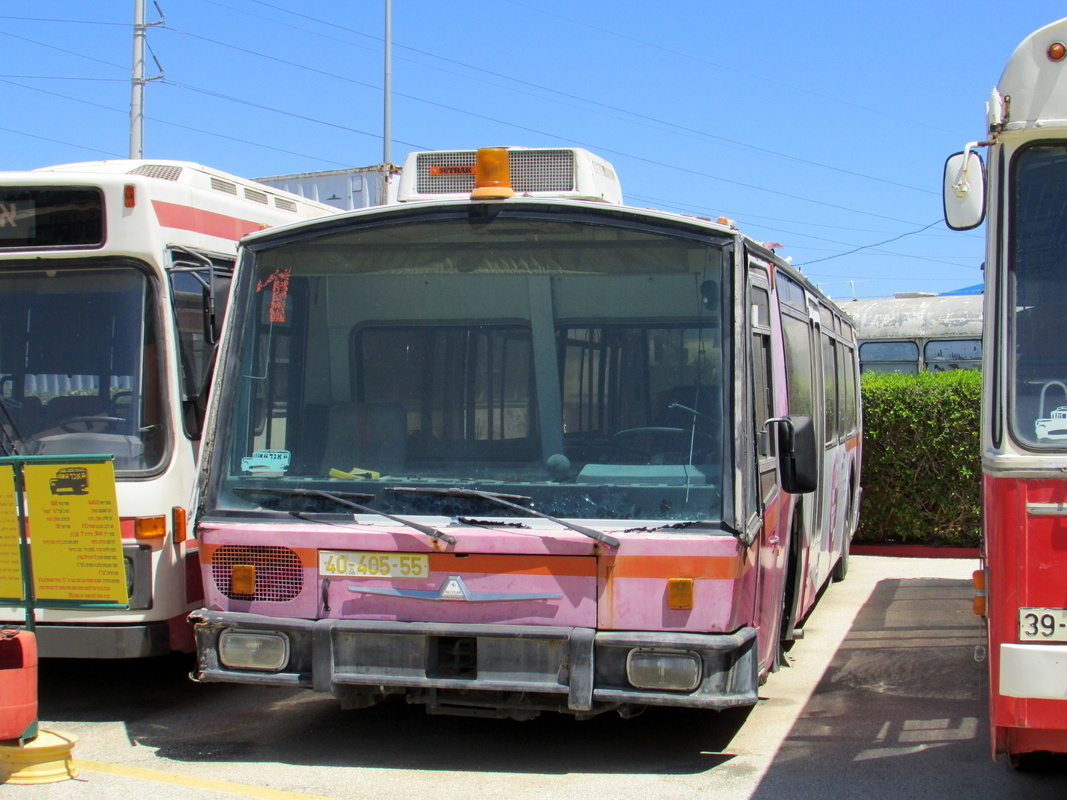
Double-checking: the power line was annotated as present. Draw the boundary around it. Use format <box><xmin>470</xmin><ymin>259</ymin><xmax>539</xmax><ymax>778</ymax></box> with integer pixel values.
<box><xmin>142</xmin><ymin>22</ymin><xmax>934</xmax><ymax>225</ymax></box>
<box><xmin>795</xmin><ymin>220</ymin><xmax>947</xmax><ymax>266</ymax></box>
<box><xmin>2</xmin><ymin>5</ymin><xmax>978</xmax><ymax>254</ymax></box>
<box><xmin>0</xmin><ymin>125</ymin><xmax>123</xmax><ymax>158</ymax></box>
<box><xmin>0</xmin><ymin>15</ymin><xmax>127</xmax><ymax>27</ymax></box>
<box><xmin>500</xmin><ymin>0</ymin><xmax>973</xmax><ymax>140</ymax></box>
<box><xmin>0</xmin><ymin>29</ymin><xmax>126</xmax><ymax>71</ymax></box>
<box><xmin>10</xmin><ymin>8</ymin><xmax>940</xmax><ymax>223</ymax></box>
<box><xmin>0</xmin><ymin>75</ymin><xmax>125</xmax><ymax>82</ymax></box>
<box><xmin>193</xmin><ymin>2</ymin><xmax>934</xmax><ymax>196</ymax></box>
<box><xmin>0</xmin><ymin>78</ymin><xmax>377</xmax><ymax>169</ymax></box>
<box><xmin>158</xmin><ymin>79</ymin><xmax>431</xmax><ymax>151</ymax></box>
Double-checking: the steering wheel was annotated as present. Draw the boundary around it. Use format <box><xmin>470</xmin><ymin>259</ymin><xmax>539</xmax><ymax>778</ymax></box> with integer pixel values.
<box><xmin>612</xmin><ymin>427</ymin><xmax>689</xmax><ymax>453</ymax></box>
<box><xmin>109</xmin><ymin>391</ymin><xmax>133</xmax><ymax>416</ymax></box>
<box><xmin>59</xmin><ymin>415</ymin><xmax>131</xmax><ymax>434</ymax></box>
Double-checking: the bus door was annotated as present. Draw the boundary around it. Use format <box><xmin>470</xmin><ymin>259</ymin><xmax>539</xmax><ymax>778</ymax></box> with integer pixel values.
<box><xmin>815</xmin><ymin>305</ymin><xmax>843</xmax><ymax>585</ymax></box>
<box><xmin>168</xmin><ymin>247</ymin><xmax>235</xmax><ymax>442</ymax></box>
<box><xmin>779</xmin><ymin>285</ymin><xmax>827</xmax><ymax>614</ymax></box>
<box><xmin>794</xmin><ymin>309</ymin><xmax>826</xmax><ymax>594</ymax></box>
<box><xmin>749</xmin><ymin>264</ymin><xmax>789</xmax><ymax>668</ymax></box>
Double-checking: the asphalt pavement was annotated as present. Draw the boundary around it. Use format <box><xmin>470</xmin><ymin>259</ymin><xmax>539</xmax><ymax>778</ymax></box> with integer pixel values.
<box><xmin>6</xmin><ymin>554</ymin><xmax>1067</xmax><ymax>799</ymax></box>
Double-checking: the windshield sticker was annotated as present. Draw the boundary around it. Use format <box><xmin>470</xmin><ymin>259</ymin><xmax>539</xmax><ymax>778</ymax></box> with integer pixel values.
<box><xmin>256</xmin><ymin>268</ymin><xmax>291</xmax><ymax>323</ymax></box>
<box><xmin>241</xmin><ymin>449</ymin><xmax>291</xmax><ymax>474</ymax></box>
<box><xmin>328</xmin><ymin>466</ymin><xmax>381</xmax><ymax>480</ymax></box>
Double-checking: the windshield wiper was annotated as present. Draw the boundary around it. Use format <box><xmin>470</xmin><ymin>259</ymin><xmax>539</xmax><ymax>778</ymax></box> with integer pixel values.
<box><xmin>623</xmin><ymin>520</ymin><xmax>716</xmax><ymax>533</ymax></box>
<box><xmin>233</xmin><ymin>486</ymin><xmax>457</xmax><ymax>545</ymax></box>
<box><xmin>387</xmin><ymin>487</ymin><xmax>620</xmax><ymax>548</ymax></box>
<box><xmin>0</xmin><ymin>398</ymin><xmax>25</xmax><ymax>456</ymax></box>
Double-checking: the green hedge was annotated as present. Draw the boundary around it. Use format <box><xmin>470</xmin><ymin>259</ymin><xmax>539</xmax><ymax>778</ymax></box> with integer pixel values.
<box><xmin>856</xmin><ymin>369</ymin><xmax>981</xmax><ymax>548</ymax></box>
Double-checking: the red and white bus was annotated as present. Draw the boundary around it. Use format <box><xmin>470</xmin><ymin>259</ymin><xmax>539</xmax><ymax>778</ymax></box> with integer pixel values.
<box><xmin>944</xmin><ymin>16</ymin><xmax>1067</xmax><ymax>765</ymax></box>
<box><xmin>189</xmin><ymin>146</ymin><xmax>862</xmax><ymax>719</ymax></box>
<box><xmin>0</xmin><ymin>159</ymin><xmax>336</xmax><ymax>658</ymax></box>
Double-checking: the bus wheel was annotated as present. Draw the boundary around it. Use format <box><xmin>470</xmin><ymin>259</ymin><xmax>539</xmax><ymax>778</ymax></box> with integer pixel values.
<box><xmin>832</xmin><ymin>479</ymin><xmax>856</xmax><ymax>582</ymax></box>
<box><xmin>832</xmin><ymin>536</ymin><xmax>849</xmax><ymax>582</ymax></box>
<box><xmin>1008</xmin><ymin>750</ymin><xmax>1054</xmax><ymax>771</ymax></box>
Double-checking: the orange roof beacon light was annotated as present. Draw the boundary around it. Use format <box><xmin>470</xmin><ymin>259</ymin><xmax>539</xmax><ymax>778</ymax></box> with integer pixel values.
<box><xmin>471</xmin><ymin>147</ymin><xmax>515</xmax><ymax>200</ymax></box>
<box><xmin>1049</xmin><ymin>41</ymin><xmax>1067</xmax><ymax>62</ymax></box>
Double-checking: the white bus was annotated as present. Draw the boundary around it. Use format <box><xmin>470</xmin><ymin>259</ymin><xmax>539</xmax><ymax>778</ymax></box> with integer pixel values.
<box><xmin>847</xmin><ymin>293</ymin><xmax>983</xmax><ymax>373</ymax></box>
<box><xmin>0</xmin><ymin>159</ymin><xmax>337</xmax><ymax>658</ymax></box>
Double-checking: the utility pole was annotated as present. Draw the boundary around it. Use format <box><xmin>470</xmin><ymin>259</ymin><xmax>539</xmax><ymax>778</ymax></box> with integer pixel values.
<box><xmin>130</xmin><ymin>0</ymin><xmax>147</xmax><ymax>159</ymax></box>
<box><xmin>130</xmin><ymin>0</ymin><xmax>163</xmax><ymax>159</ymax></box>
<box><xmin>383</xmin><ymin>0</ymin><xmax>392</xmax><ymax>164</ymax></box>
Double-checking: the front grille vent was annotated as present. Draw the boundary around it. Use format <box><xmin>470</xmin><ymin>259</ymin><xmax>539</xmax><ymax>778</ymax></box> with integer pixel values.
<box><xmin>211</xmin><ymin>545</ymin><xmax>302</xmax><ymax>601</ymax></box>
<box><xmin>414</xmin><ymin>149</ymin><xmax>576</xmax><ymax>195</ymax></box>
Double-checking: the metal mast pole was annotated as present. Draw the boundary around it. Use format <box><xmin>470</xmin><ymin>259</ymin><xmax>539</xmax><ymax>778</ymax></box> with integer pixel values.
<box><xmin>383</xmin><ymin>0</ymin><xmax>392</xmax><ymax>164</ymax></box>
<box><xmin>130</xmin><ymin>0</ymin><xmax>147</xmax><ymax>159</ymax></box>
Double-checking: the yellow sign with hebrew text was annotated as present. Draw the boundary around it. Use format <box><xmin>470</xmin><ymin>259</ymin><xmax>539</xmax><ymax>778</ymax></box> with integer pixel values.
<box><xmin>0</xmin><ymin>464</ymin><xmax>21</xmax><ymax>601</ymax></box>
<box><xmin>25</xmin><ymin>461</ymin><xmax>128</xmax><ymax>604</ymax></box>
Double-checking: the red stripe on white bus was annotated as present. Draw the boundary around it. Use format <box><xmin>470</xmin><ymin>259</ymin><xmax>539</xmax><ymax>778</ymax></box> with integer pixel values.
<box><xmin>151</xmin><ymin>200</ymin><xmax>265</xmax><ymax>241</ymax></box>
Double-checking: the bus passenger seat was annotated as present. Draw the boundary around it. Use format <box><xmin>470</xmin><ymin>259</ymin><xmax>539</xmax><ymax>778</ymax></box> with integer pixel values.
<box><xmin>321</xmin><ymin>403</ymin><xmax>407</xmax><ymax>476</ymax></box>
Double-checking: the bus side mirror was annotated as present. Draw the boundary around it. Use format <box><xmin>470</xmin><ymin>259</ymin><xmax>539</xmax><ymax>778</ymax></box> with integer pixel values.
<box><xmin>771</xmin><ymin>415</ymin><xmax>818</xmax><ymax>494</ymax></box>
<box><xmin>203</xmin><ymin>274</ymin><xmax>232</xmax><ymax>346</ymax></box>
<box><xmin>943</xmin><ymin>149</ymin><xmax>986</xmax><ymax>231</ymax></box>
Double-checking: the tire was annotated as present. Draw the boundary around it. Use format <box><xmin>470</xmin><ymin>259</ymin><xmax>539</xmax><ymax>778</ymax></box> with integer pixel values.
<box><xmin>832</xmin><ymin>477</ymin><xmax>857</xmax><ymax>582</ymax></box>
<box><xmin>832</xmin><ymin>535</ymin><xmax>849</xmax><ymax>581</ymax></box>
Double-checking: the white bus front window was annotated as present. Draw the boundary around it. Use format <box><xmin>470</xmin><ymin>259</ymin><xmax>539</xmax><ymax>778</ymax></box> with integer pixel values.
<box><xmin>0</xmin><ymin>265</ymin><xmax>165</xmax><ymax>471</ymax></box>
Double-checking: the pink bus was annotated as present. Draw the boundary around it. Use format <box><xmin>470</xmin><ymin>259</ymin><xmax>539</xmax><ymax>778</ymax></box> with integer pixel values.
<box><xmin>189</xmin><ymin>147</ymin><xmax>862</xmax><ymax>719</ymax></box>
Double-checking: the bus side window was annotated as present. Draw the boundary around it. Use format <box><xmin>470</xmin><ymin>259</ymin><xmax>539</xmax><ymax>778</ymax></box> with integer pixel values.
<box><xmin>822</xmin><ymin>333</ymin><xmax>839</xmax><ymax>443</ymax></box>
<box><xmin>751</xmin><ymin>284</ymin><xmax>774</xmax><ymax>457</ymax></box>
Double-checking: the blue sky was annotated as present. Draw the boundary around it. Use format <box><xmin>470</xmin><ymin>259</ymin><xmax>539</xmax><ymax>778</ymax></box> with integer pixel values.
<box><xmin>2</xmin><ymin>2</ymin><xmax>1065</xmax><ymax>300</ymax></box>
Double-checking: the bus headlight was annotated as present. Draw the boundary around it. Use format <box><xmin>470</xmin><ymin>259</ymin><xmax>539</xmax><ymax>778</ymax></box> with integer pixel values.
<box><xmin>626</xmin><ymin>648</ymin><xmax>702</xmax><ymax>692</ymax></box>
<box><xmin>218</xmin><ymin>631</ymin><xmax>290</xmax><ymax>671</ymax></box>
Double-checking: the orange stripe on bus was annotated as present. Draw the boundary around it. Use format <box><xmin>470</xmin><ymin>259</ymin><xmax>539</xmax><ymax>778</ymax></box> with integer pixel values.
<box><xmin>603</xmin><ymin>555</ymin><xmax>747</xmax><ymax>580</ymax></box>
<box><xmin>427</xmin><ymin>554</ymin><xmax>595</xmax><ymax>577</ymax></box>
<box><xmin>200</xmin><ymin>545</ymin><xmax>596</xmax><ymax>576</ymax></box>
<box><xmin>200</xmin><ymin>545</ymin><xmax>743</xmax><ymax>580</ymax></box>
<box><xmin>200</xmin><ymin>543</ymin><xmax>318</xmax><ymax>568</ymax></box>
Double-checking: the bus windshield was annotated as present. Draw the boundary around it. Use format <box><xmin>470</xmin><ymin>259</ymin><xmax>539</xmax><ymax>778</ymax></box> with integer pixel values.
<box><xmin>1012</xmin><ymin>143</ymin><xmax>1067</xmax><ymax>447</ymax></box>
<box><xmin>215</xmin><ymin>209</ymin><xmax>729</xmax><ymax>523</ymax></box>
<box><xmin>0</xmin><ymin>263</ymin><xmax>165</xmax><ymax>471</ymax></box>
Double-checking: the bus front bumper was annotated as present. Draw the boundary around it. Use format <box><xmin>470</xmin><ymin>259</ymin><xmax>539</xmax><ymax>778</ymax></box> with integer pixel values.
<box><xmin>31</xmin><ymin>622</ymin><xmax>172</xmax><ymax>659</ymax></box>
<box><xmin>190</xmin><ymin>609</ymin><xmax>759</xmax><ymax>716</ymax></box>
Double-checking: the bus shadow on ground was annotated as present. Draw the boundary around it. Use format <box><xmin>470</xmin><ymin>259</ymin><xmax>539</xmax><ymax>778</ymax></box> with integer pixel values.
<box><xmin>748</xmin><ymin>576</ymin><xmax>1067</xmax><ymax>799</ymax></box>
<box><xmin>37</xmin><ymin>647</ymin><xmax>751</xmax><ymax>775</ymax></box>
